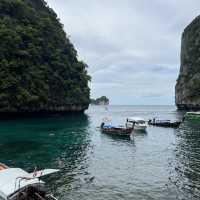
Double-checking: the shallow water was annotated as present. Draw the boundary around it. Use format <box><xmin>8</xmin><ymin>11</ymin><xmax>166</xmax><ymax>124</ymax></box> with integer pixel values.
<box><xmin>0</xmin><ymin>105</ymin><xmax>200</xmax><ymax>200</ymax></box>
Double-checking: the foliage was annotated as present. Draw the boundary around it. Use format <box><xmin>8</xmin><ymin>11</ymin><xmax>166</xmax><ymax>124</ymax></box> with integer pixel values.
<box><xmin>0</xmin><ymin>0</ymin><xmax>90</xmax><ymax>112</ymax></box>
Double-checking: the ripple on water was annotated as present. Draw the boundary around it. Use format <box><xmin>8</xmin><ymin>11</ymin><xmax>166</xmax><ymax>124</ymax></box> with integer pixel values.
<box><xmin>1</xmin><ymin>106</ymin><xmax>200</xmax><ymax>200</ymax></box>
<box><xmin>169</xmin><ymin>120</ymin><xmax>200</xmax><ymax>199</ymax></box>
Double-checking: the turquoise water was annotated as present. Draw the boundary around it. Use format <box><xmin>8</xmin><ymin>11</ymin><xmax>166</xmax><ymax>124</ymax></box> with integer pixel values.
<box><xmin>0</xmin><ymin>105</ymin><xmax>200</xmax><ymax>200</ymax></box>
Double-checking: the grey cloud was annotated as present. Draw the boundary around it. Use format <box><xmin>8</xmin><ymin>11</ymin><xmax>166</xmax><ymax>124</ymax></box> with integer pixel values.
<box><xmin>46</xmin><ymin>0</ymin><xmax>200</xmax><ymax>105</ymax></box>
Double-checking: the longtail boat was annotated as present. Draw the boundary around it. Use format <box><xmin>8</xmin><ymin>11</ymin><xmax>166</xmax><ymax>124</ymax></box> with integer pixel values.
<box><xmin>148</xmin><ymin>119</ymin><xmax>181</xmax><ymax>128</ymax></box>
<box><xmin>100</xmin><ymin>123</ymin><xmax>133</xmax><ymax>137</ymax></box>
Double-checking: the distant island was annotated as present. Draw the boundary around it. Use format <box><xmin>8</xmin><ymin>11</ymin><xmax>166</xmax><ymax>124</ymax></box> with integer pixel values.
<box><xmin>0</xmin><ymin>0</ymin><xmax>90</xmax><ymax>114</ymax></box>
<box><xmin>90</xmin><ymin>96</ymin><xmax>109</xmax><ymax>105</ymax></box>
<box><xmin>176</xmin><ymin>15</ymin><xmax>200</xmax><ymax>110</ymax></box>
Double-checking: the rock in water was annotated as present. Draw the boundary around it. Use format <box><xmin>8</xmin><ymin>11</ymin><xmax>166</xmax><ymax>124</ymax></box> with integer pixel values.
<box><xmin>0</xmin><ymin>0</ymin><xmax>90</xmax><ymax>114</ymax></box>
<box><xmin>176</xmin><ymin>16</ymin><xmax>200</xmax><ymax>110</ymax></box>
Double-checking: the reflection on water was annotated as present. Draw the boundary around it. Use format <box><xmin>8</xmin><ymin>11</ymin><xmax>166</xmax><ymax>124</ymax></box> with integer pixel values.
<box><xmin>0</xmin><ymin>106</ymin><xmax>200</xmax><ymax>200</ymax></box>
<box><xmin>171</xmin><ymin>120</ymin><xmax>200</xmax><ymax>199</ymax></box>
<box><xmin>0</xmin><ymin>114</ymin><xmax>90</xmax><ymax>170</ymax></box>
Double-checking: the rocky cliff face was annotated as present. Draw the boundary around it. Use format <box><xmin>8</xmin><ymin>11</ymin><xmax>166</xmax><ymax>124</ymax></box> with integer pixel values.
<box><xmin>176</xmin><ymin>16</ymin><xmax>200</xmax><ymax>110</ymax></box>
<box><xmin>0</xmin><ymin>0</ymin><xmax>90</xmax><ymax>114</ymax></box>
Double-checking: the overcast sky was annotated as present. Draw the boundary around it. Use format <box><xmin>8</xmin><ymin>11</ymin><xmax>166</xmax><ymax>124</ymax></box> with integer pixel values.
<box><xmin>46</xmin><ymin>0</ymin><xmax>200</xmax><ymax>105</ymax></box>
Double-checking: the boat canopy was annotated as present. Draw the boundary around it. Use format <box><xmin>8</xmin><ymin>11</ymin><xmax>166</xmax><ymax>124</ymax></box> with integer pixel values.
<box><xmin>0</xmin><ymin>168</ymin><xmax>43</xmax><ymax>199</ymax></box>
<box><xmin>0</xmin><ymin>168</ymin><xmax>59</xmax><ymax>200</ymax></box>
<box><xmin>127</xmin><ymin>117</ymin><xmax>145</xmax><ymax>122</ymax></box>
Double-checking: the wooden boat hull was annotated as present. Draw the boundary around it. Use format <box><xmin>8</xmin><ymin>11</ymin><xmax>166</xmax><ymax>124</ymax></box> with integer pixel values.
<box><xmin>101</xmin><ymin>127</ymin><xmax>133</xmax><ymax>136</ymax></box>
<box><xmin>148</xmin><ymin>121</ymin><xmax>181</xmax><ymax>128</ymax></box>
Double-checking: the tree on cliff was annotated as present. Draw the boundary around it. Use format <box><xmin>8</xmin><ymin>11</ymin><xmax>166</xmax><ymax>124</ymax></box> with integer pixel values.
<box><xmin>0</xmin><ymin>0</ymin><xmax>90</xmax><ymax>113</ymax></box>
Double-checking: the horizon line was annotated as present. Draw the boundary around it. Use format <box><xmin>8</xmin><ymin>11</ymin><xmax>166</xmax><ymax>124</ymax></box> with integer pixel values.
<box><xmin>90</xmin><ymin>104</ymin><xmax>176</xmax><ymax>106</ymax></box>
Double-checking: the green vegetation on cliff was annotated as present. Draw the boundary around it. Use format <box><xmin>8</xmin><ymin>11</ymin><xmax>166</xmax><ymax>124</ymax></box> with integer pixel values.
<box><xmin>0</xmin><ymin>0</ymin><xmax>90</xmax><ymax>113</ymax></box>
<box><xmin>91</xmin><ymin>96</ymin><xmax>109</xmax><ymax>105</ymax></box>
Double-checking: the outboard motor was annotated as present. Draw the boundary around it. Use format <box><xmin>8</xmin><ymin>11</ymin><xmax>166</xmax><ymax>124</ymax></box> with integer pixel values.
<box><xmin>101</xmin><ymin>122</ymin><xmax>105</xmax><ymax>129</ymax></box>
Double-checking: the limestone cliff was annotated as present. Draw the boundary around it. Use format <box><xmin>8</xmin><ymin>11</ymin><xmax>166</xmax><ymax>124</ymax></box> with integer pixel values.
<box><xmin>176</xmin><ymin>16</ymin><xmax>200</xmax><ymax>110</ymax></box>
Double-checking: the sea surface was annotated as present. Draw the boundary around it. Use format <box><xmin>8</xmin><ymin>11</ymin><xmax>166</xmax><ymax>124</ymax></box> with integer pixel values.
<box><xmin>1</xmin><ymin>105</ymin><xmax>200</xmax><ymax>200</ymax></box>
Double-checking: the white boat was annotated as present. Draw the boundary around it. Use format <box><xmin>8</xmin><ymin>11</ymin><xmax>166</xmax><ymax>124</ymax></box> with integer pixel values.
<box><xmin>126</xmin><ymin>117</ymin><xmax>147</xmax><ymax>131</ymax></box>
<box><xmin>0</xmin><ymin>163</ymin><xmax>59</xmax><ymax>200</ymax></box>
<box><xmin>184</xmin><ymin>112</ymin><xmax>200</xmax><ymax>120</ymax></box>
